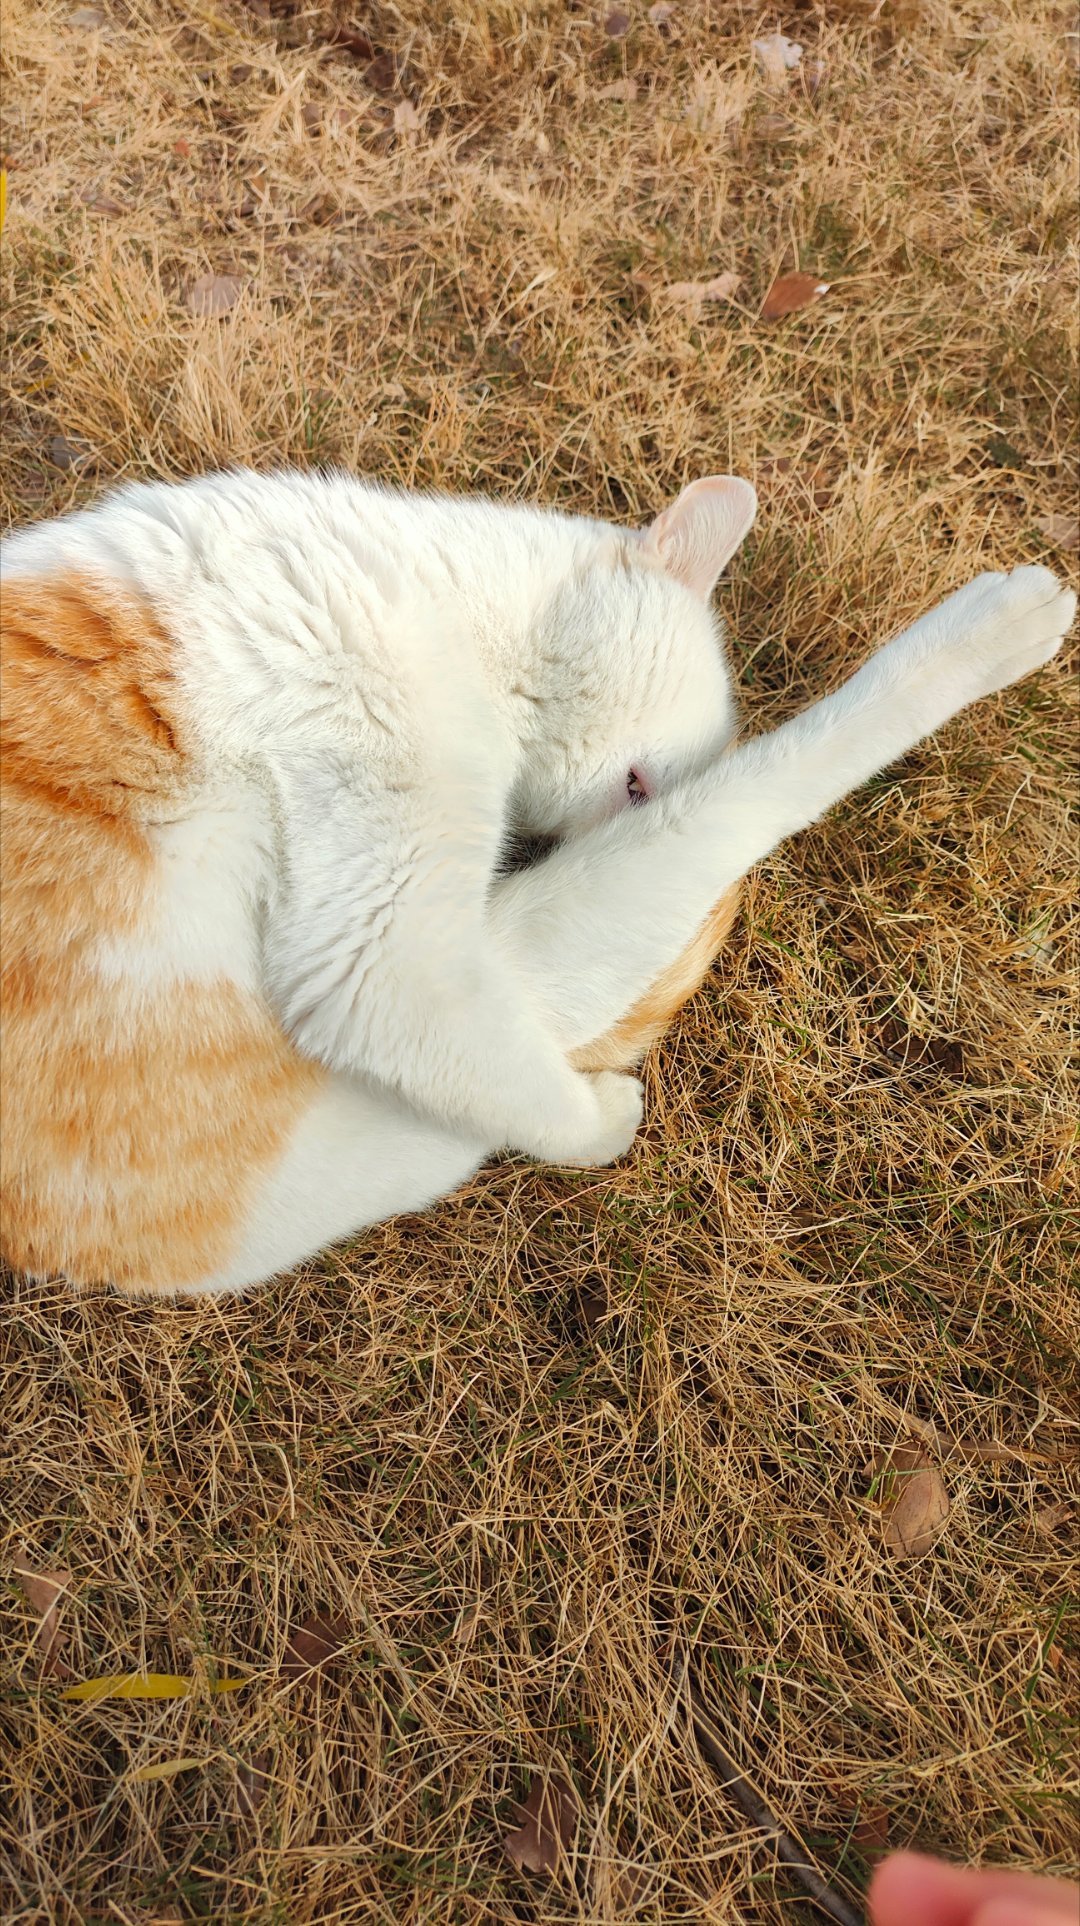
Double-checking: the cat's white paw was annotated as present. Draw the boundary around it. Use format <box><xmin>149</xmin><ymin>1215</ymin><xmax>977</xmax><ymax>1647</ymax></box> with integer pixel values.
<box><xmin>916</xmin><ymin>565</ymin><xmax>1075</xmax><ymax>705</ymax></box>
<box><xmin>540</xmin><ymin>1070</ymin><xmax>644</xmax><ymax>1168</ymax></box>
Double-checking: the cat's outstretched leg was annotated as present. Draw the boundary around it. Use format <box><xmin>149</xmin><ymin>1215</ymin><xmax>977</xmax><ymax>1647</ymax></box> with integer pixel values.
<box><xmin>495</xmin><ymin>565</ymin><xmax>1076</xmax><ymax>1053</ymax></box>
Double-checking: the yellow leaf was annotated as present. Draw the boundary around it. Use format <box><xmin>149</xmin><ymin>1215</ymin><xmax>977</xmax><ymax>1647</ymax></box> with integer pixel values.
<box><xmin>62</xmin><ymin>1672</ymin><xmax>246</xmax><ymax>1702</ymax></box>
<box><xmin>130</xmin><ymin>1755</ymin><xmax>206</xmax><ymax>1783</ymax></box>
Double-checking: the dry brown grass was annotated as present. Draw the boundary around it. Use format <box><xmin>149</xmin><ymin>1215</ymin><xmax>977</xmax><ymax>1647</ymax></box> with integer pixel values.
<box><xmin>2</xmin><ymin>1</ymin><xmax>1079</xmax><ymax>1920</ymax></box>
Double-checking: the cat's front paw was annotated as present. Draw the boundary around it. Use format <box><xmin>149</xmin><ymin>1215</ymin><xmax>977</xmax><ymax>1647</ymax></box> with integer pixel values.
<box><xmin>917</xmin><ymin>565</ymin><xmax>1075</xmax><ymax>704</ymax></box>
<box><xmin>541</xmin><ymin>1070</ymin><xmax>644</xmax><ymax>1168</ymax></box>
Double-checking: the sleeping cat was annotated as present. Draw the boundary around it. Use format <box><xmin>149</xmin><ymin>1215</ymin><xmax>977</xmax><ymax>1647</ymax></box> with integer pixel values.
<box><xmin>0</xmin><ymin>468</ymin><xmax>1073</xmax><ymax>1295</ymax></box>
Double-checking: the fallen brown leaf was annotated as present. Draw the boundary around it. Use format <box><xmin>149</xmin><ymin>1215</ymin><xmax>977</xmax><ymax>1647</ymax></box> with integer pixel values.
<box><xmin>598</xmin><ymin>77</ymin><xmax>638</xmax><ymax>101</ymax></box>
<box><xmin>328</xmin><ymin>26</ymin><xmax>376</xmax><ymax>61</ymax></box>
<box><xmin>661</xmin><ymin>270</ymin><xmax>740</xmax><ymax>308</ymax></box>
<box><xmin>79</xmin><ymin>188</ymin><xmax>124</xmax><ymax>216</ymax></box>
<box><xmin>753</xmin><ymin>31</ymin><xmax>803</xmax><ymax>86</ymax></box>
<box><xmin>604</xmin><ymin>8</ymin><xmax>631</xmax><ymax>37</ymax></box>
<box><xmin>364</xmin><ymin>52</ymin><xmax>401</xmax><ymax>93</ymax></box>
<box><xmin>875</xmin><ymin>1444</ymin><xmax>950</xmax><ymax>1558</ymax></box>
<box><xmin>757</xmin><ymin>112</ymin><xmax>794</xmax><ymax>137</ymax></box>
<box><xmin>1034</xmin><ymin>1501</ymin><xmax>1072</xmax><ymax>1538</ymax></box>
<box><xmin>761</xmin><ymin>270</ymin><xmax>830</xmax><ymax>321</ymax></box>
<box><xmin>187</xmin><ymin>273</ymin><xmax>244</xmax><ymax>318</ymax></box>
<box><xmin>503</xmin><ymin>1771</ymin><xmax>579</xmax><ymax>1875</ymax></box>
<box><xmin>877</xmin><ymin>1018</ymin><xmax>964</xmax><ymax>1076</ymax></box>
<box><xmin>13</xmin><ymin>1562</ymin><xmax>74</xmax><ymax>1678</ymax></box>
<box><xmin>237</xmin><ymin>1748</ymin><xmax>273</xmax><ymax>1816</ymax></box>
<box><xmin>851</xmin><ymin>1803</ymin><xmax>890</xmax><ymax>1858</ymax></box>
<box><xmin>1035</xmin><ymin>511</ymin><xmax>1080</xmax><ymax>552</ymax></box>
<box><xmin>283</xmin><ymin>1613</ymin><xmax>349</xmax><ymax>1675</ymax></box>
<box><xmin>47</xmin><ymin>433</ymin><xmax>95</xmax><ymax>473</ymax></box>
<box><xmin>295</xmin><ymin>193</ymin><xmax>340</xmax><ymax>227</ymax></box>
<box><xmin>453</xmin><ymin>1601</ymin><xmax>482</xmax><ymax>1642</ymax></box>
<box><xmin>393</xmin><ymin>98</ymin><xmax>423</xmax><ymax>137</ymax></box>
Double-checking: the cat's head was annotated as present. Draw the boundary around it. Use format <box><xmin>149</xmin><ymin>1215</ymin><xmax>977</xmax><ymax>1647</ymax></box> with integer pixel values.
<box><xmin>513</xmin><ymin>476</ymin><xmax>756</xmax><ymax>838</ymax></box>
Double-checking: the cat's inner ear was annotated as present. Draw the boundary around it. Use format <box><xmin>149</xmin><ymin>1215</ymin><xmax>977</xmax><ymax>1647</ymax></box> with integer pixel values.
<box><xmin>642</xmin><ymin>476</ymin><xmax>758</xmax><ymax>599</ymax></box>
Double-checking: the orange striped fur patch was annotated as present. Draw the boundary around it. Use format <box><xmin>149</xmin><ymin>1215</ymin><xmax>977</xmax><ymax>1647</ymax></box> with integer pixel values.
<box><xmin>571</xmin><ymin>882</ymin><xmax>742</xmax><ymax>1073</ymax></box>
<box><xmin>0</xmin><ymin>572</ymin><xmax>320</xmax><ymax>1295</ymax></box>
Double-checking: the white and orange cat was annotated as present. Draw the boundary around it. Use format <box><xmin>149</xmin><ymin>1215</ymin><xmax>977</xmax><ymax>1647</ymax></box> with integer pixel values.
<box><xmin>0</xmin><ymin>468</ymin><xmax>1073</xmax><ymax>1295</ymax></box>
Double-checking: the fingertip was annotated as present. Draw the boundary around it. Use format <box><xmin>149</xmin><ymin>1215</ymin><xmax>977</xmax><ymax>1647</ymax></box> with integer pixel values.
<box><xmin>974</xmin><ymin>1905</ymin><xmax>1076</xmax><ymax>1926</ymax></box>
<box><xmin>868</xmin><ymin>1853</ymin><xmax>951</xmax><ymax>1926</ymax></box>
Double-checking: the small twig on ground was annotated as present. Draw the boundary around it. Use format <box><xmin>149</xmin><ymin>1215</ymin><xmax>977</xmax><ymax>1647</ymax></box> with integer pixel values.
<box><xmin>673</xmin><ymin>1659</ymin><xmax>866</xmax><ymax>1926</ymax></box>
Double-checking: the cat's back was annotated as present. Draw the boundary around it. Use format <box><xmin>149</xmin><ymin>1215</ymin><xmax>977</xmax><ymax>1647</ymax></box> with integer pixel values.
<box><xmin>0</xmin><ymin>483</ymin><xmax>324</xmax><ymax>1294</ymax></box>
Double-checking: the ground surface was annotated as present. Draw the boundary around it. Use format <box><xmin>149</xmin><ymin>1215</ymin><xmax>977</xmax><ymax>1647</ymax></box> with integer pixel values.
<box><xmin>1</xmin><ymin>2</ymin><xmax>1078</xmax><ymax>1921</ymax></box>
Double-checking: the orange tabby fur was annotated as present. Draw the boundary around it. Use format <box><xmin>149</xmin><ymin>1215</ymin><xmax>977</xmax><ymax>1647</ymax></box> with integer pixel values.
<box><xmin>572</xmin><ymin>885</ymin><xmax>741</xmax><ymax>1073</ymax></box>
<box><xmin>0</xmin><ymin>573</ymin><xmax>737</xmax><ymax>1292</ymax></box>
<box><xmin>0</xmin><ymin>575</ymin><xmax>321</xmax><ymax>1293</ymax></box>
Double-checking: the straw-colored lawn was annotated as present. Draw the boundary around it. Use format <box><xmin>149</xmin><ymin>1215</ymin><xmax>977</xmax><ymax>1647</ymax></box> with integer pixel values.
<box><xmin>2</xmin><ymin>2</ymin><xmax>1077</xmax><ymax>1920</ymax></box>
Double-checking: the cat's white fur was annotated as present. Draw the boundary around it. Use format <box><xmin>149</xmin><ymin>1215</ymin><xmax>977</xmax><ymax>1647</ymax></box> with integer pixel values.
<box><xmin>2</xmin><ymin>470</ymin><xmax>1073</xmax><ymax>1293</ymax></box>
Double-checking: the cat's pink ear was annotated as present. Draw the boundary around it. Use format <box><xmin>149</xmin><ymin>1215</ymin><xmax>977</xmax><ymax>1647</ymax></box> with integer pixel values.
<box><xmin>642</xmin><ymin>476</ymin><xmax>757</xmax><ymax>599</ymax></box>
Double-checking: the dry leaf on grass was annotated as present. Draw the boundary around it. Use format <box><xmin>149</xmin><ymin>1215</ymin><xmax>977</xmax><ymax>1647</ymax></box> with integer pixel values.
<box><xmin>79</xmin><ymin>188</ymin><xmax>125</xmax><ymax>216</ymax></box>
<box><xmin>875</xmin><ymin>1444</ymin><xmax>950</xmax><ymax>1558</ymax></box>
<box><xmin>753</xmin><ymin>32</ymin><xmax>803</xmax><ymax>85</ymax></box>
<box><xmin>1034</xmin><ymin>1502</ymin><xmax>1072</xmax><ymax>1538</ymax></box>
<box><xmin>1035</xmin><ymin>512</ymin><xmax>1080</xmax><ymax>552</ymax></box>
<box><xmin>130</xmin><ymin>1756</ymin><xmax>205</xmax><ymax>1784</ymax></box>
<box><xmin>661</xmin><ymin>270</ymin><xmax>740</xmax><ymax>308</ymax></box>
<box><xmin>850</xmin><ymin>1803</ymin><xmax>890</xmax><ymax>1858</ymax></box>
<box><xmin>283</xmin><ymin>1613</ymin><xmax>349</xmax><ymax>1675</ymax></box>
<box><xmin>48</xmin><ymin>433</ymin><xmax>95</xmax><ymax>473</ymax></box>
<box><xmin>761</xmin><ymin>271</ymin><xmax>830</xmax><ymax>320</ymax></box>
<box><xmin>1021</xmin><ymin>912</ymin><xmax>1056</xmax><ymax>973</ymax></box>
<box><xmin>187</xmin><ymin>273</ymin><xmax>244</xmax><ymax>318</ymax></box>
<box><xmin>393</xmin><ymin>99</ymin><xmax>423</xmax><ymax>137</ymax></box>
<box><xmin>364</xmin><ymin>53</ymin><xmax>401</xmax><ymax>93</ymax></box>
<box><xmin>503</xmin><ymin>1772</ymin><xmax>579</xmax><ymax>1875</ymax></box>
<box><xmin>295</xmin><ymin>192</ymin><xmax>340</xmax><ymax>227</ymax></box>
<box><xmin>598</xmin><ymin>77</ymin><xmax>638</xmax><ymax>101</ymax></box>
<box><xmin>13</xmin><ymin>1563</ymin><xmax>74</xmax><ymax>1679</ymax></box>
<box><xmin>237</xmin><ymin>1749</ymin><xmax>273</xmax><ymax>1816</ymax></box>
<box><xmin>328</xmin><ymin>25</ymin><xmax>376</xmax><ymax>60</ymax></box>
<box><xmin>62</xmin><ymin>1672</ymin><xmax>245</xmax><ymax>1701</ymax></box>
<box><xmin>604</xmin><ymin>8</ymin><xmax>631</xmax><ymax>36</ymax></box>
